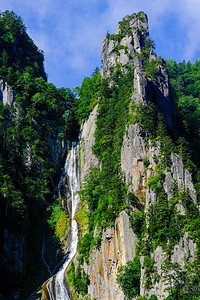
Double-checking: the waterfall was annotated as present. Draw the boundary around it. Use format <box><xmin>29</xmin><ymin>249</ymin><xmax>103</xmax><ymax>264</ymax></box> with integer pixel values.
<box><xmin>46</xmin><ymin>142</ymin><xmax>80</xmax><ymax>300</ymax></box>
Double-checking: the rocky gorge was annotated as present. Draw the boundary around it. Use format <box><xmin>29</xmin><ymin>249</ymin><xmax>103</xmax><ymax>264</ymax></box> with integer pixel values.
<box><xmin>0</xmin><ymin>10</ymin><xmax>200</xmax><ymax>300</ymax></box>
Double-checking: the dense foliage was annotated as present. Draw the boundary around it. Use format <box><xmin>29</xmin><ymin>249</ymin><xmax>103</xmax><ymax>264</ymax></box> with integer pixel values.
<box><xmin>0</xmin><ymin>11</ymin><xmax>79</xmax><ymax>298</ymax></box>
<box><xmin>116</xmin><ymin>257</ymin><xmax>141</xmax><ymax>299</ymax></box>
<box><xmin>47</xmin><ymin>198</ymin><xmax>70</xmax><ymax>239</ymax></box>
<box><xmin>167</xmin><ymin>58</ymin><xmax>200</xmax><ymax>169</ymax></box>
<box><xmin>76</xmin><ymin>70</ymin><xmax>101</xmax><ymax>122</ymax></box>
<box><xmin>68</xmin><ymin>262</ymin><xmax>89</xmax><ymax>296</ymax></box>
<box><xmin>0</xmin><ymin>10</ymin><xmax>46</xmax><ymax>82</ymax></box>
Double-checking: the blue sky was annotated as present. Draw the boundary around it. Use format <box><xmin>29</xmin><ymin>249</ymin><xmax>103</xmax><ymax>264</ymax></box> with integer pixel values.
<box><xmin>1</xmin><ymin>0</ymin><xmax>200</xmax><ymax>89</ymax></box>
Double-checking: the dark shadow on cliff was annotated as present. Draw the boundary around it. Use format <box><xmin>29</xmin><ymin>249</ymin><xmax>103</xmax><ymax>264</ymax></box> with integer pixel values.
<box><xmin>22</xmin><ymin>202</ymin><xmax>69</xmax><ymax>300</ymax></box>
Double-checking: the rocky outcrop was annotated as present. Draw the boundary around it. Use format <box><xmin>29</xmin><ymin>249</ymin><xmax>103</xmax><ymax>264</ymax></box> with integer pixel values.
<box><xmin>87</xmin><ymin>211</ymin><xmax>136</xmax><ymax>300</ymax></box>
<box><xmin>146</xmin><ymin>64</ymin><xmax>176</xmax><ymax>129</ymax></box>
<box><xmin>121</xmin><ymin>124</ymin><xmax>197</xmax><ymax>300</ymax></box>
<box><xmin>133</xmin><ymin>56</ymin><xmax>148</xmax><ymax>105</ymax></box>
<box><xmin>93</xmin><ymin>11</ymin><xmax>197</xmax><ymax>300</ymax></box>
<box><xmin>71</xmin><ymin>11</ymin><xmax>199</xmax><ymax>300</ymax></box>
<box><xmin>0</xmin><ymin>79</ymin><xmax>16</xmax><ymax>106</ymax></box>
<box><xmin>121</xmin><ymin>123</ymin><xmax>197</xmax><ymax>201</ymax></box>
<box><xmin>101</xmin><ymin>12</ymin><xmax>148</xmax><ymax>78</ymax></box>
<box><xmin>79</xmin><ymin>104</ymin><xmax>99</xmax><ymax>185</ymax></box>
<box><xmin>121</xmin><ymin>123</ymin><xmax>158</xmax><ymax>199</ymax></box>
<box><xmin>133</xmin><ymin>53</ymin><xmax>175</xmax><ymax>128</ymax></box>
<box><xmin>100</xmin><ymin>10</ymin><xmax>175</xmax><ymax>127</ymax></box>
<box><xmin>170</xmin><ymin>153</ymin><xmax>196</xmax><ymax>202</ymax></box>
<box><xmin>140</xmin><ymin>232</ymin><xmax>196</xmax><ymax>299</ymax></box>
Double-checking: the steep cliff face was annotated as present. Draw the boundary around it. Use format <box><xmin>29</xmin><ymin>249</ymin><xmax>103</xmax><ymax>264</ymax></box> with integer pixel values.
<box><xmin>79</xmin><ymin>104</ymin><xmax>99</xmax><ymax>183</ymax></box>
<box><xmin>121</xmin><ymin>124</ymin><xmax>197</xmax><ymax>299</ymax></box>
<box><xmin>87</xmin><ymin>212</ymin><xmax>136</xmax><ymax>300</ymax></box>
<box><xmin>133</xmin><ymin>55</ymin><xmax>176</xmax><ymax>128</ymax></box>
<box><xmin>139</xmin><ymin>232</ymin><xmax>197</xmax><ymax>299</ymax></box>
<box><xmin>76</xmin><ymin>11</ymin><xmax>200</xmax><ymax>300</ymax></box>
<box><xmin>101</xmin><ymin>12</ymin><xmax>149</xmax><ymax>78</ymax></box>
<box><xmin>0</xmin><ymin>80</ymin><xmax>16</xmax><ymax>106</ymax></box>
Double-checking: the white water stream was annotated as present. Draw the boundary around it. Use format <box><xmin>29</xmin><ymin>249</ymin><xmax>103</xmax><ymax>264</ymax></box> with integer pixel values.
<box><xmin>46</xmin><ymin>142</ymin><xmax>80</xmax><ymax>300</ymax></box>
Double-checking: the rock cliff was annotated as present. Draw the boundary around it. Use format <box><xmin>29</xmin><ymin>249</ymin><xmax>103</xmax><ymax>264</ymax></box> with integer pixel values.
<box><xmin>76</xmin><ymin>11</ymin><xmax>199</xmax><ymax>300</ymax></box>
<box><xmin>79</xmin><ymin>104</ymin><xmax>99</xmax><ymax>183</ymax></box>
<box><xmin>101</xmin><ymin>12</ymin><xmax>149</xmax><ymax>78</ymax></box>
<box><xmin>121</xmin><ymin>123</ymin><xmax>197</xmax><ymax>299</ymax></box>
<box><xmin>87</xmin><ymin>212</ymin><xmax>136</xmax><ymax>300</ymax></box>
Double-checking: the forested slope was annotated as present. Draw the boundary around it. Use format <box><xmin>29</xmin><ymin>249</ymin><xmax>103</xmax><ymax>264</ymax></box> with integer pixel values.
<box><xmin>0</xmin><ymin>11</ymin><xmax>78</xmax><ymax>299</ymax></box>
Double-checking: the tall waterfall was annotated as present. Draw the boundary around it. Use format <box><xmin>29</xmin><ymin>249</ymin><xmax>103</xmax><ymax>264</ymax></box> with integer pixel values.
<box><xmin>46</xmin><ymin>142</ymin><xmax>80</xmax><ymax>299</ymax></box>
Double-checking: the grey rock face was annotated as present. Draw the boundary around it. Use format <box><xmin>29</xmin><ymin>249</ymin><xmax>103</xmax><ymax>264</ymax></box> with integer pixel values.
<box><xmin>121</xmin><ymin>113</ymin><xmax>197</xmax><ymax>300</ymax></box>
<box><xmin>79</xmin><ymin>104</ymin><xmax>99</xmax><ymax>185</ymax></box>
<box><xmin>132</xmin><ymin>54</ymin><xmax>175</xmax><ymax>128</ymax></box>
<box><xmin>171</xmin><ymin>153</ymin><xmax>196</xmax><ymax>202</ymax></box>
<box><xmin>121</xmin><ymin>123</ymin><xmax>146</xmax><ymax>195</ymax></box>
<box><xmin>48</xmin><ymin>128</ymin><xmax>67</xmax><ymax>166</ymax></box>
<box><xmin>163</xmin><ymin>153</ymin><xmax>197</xmax><ymax>203</ymax></box>
<box><xmin>171</xmin><ymin>232</ymin><xmax>196</xmax><ymax>267</ymax></box>
<box><xmin>133</xmin><ymin>56</ymin><xmax>148</xmax><ymax>105</ymax></box>
<box><xmin>121</xmin><ymin>126</ymin><xmax>198</xmax><ymax>299</ymax></box>
<box><xmin>100</xmin><ymin>12</ymin><xmax>148</xmax><ymax>78</ymax></box>
<box><xmin>88</xmin><ymin>211</ymin><xmax>136</xmax><ymax>300</ymax></box>
<box><xmin>121</xmin><ymin>123</ymin><xmax>159</xmax><ymax>199</ymax></box>
<box><xmin>0</xmin><ymin>80</ymin><xmax>16</xmax><ymax>106</ymax></box>
<box><xmin>163</xmin><ymin>153</ymin><xmax>197</xmax><ymax>216</ymax></box>
<box><xmin>140</xmin><ymin>246</ymin><xmax>169</xmax><ymax>299</ymax></box>
<box><xmin>140</xmin><ymin>232</ymin><xmax>196</xmax><ymax>300</ymax></box>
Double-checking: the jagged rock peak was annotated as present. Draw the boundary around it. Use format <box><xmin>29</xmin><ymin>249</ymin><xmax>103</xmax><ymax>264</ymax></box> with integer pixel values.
<box><xmin>100</xmin><ymin>11</ymin><xmax>150</xmax><ymax>78</ymax></box>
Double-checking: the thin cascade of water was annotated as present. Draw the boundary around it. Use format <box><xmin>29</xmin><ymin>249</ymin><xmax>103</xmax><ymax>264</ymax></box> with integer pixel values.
<box><xmin>42</xmin><ymin>235</ymin><xmax>52</xmax><ymax>276</ymax></box>
<box><xmin>46</xmin><ymin>142</ymin><xmax>80</xmax><ymax>300</ymax></box>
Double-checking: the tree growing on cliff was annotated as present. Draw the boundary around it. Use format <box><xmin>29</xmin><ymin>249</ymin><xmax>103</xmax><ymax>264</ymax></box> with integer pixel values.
<box><xmin>117</xmin><ymin>257</ymin><xmax>141</xmax><ymax>299</ymax></box>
